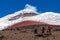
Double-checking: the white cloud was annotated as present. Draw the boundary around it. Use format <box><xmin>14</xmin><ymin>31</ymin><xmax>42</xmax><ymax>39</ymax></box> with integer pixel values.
<box><xmin>25</xmin><ymin>4</ymin><xmax>37</xmax><ymax>11</ymax></box>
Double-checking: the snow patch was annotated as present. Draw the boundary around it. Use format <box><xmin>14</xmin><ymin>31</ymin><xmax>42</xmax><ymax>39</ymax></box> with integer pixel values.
<box><xmin>0</xmin><ymin>4</ymin><xmax>60</xmax><ymax>30</ymax></box>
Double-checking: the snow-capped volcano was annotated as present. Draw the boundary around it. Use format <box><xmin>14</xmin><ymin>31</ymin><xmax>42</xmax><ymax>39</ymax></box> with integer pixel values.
<box><xmin>0</xmin><ymin>4</ymin><xmax>60</xmax><ymax>30</ymax></box>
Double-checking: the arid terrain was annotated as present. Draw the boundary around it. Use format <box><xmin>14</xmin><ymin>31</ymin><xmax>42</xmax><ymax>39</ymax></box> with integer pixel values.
<box><xmin>0</xmin><ymin>25</ymin><xmax>60</xmax><ymax>40</ymax></box>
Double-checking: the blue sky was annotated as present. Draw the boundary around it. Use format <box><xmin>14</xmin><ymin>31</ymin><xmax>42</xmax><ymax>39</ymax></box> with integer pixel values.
<box><xmin>0</xmin><ymin>0</ymin><xmax>60</xmax><ymax>18</ymax></box>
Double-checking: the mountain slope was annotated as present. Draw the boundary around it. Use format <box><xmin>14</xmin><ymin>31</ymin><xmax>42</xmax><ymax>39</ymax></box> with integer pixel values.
<box><xmin>6</xmin><ymin>20</ymin><xmax>49</xmax><ymax>30</ymax></box>
<box><xmin>0</xmin><ymin>4</ymin><xmax>60</xmax><ymax>30</ymax></box>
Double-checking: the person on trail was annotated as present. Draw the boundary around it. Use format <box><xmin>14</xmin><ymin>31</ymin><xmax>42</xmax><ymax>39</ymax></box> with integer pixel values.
<box><xmin>34</xmin><ymin>28</ymin><xmax>38</xmax><ymax>34</ymax></box>
<box><xmin>48</xmin><ymin>25</ymin><xmax>52</xmax><ymax>35</ymax></box>
<box><xmin>42</xmin><ymin>26</ymin><xmax>45</xmax><ymax>35</ymax></box>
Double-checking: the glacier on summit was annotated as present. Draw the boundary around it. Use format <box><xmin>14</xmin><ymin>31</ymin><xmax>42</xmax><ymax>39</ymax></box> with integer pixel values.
<box><xmin>0</xmin><ymin>4</ymin><xmax>60</xmax><ymax>30</ymax></box>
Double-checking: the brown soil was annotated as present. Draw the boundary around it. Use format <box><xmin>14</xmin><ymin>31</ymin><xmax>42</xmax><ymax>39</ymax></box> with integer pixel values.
<box><xmin>0</xmin><ymin>29</ymin><xmax>60</xmax><ymax>40</ymax></box>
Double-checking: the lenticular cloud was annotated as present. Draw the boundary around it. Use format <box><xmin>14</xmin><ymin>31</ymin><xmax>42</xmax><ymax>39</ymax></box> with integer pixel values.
<box><xmin>24</xmin><ymin>4</ymin><xmax>37</xmax><ymax>12</ymax></box>
<box><xmin>0</xmin><ymin>4</ymin><xmax>60</xmax><ymax>30</ymax></box>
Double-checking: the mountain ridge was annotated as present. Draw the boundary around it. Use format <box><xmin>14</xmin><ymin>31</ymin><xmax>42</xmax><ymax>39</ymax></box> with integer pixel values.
<box><xmin>0</xmin><ymin>4</ymin><xmax>60</xmax><ymax>30</ymax></box>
